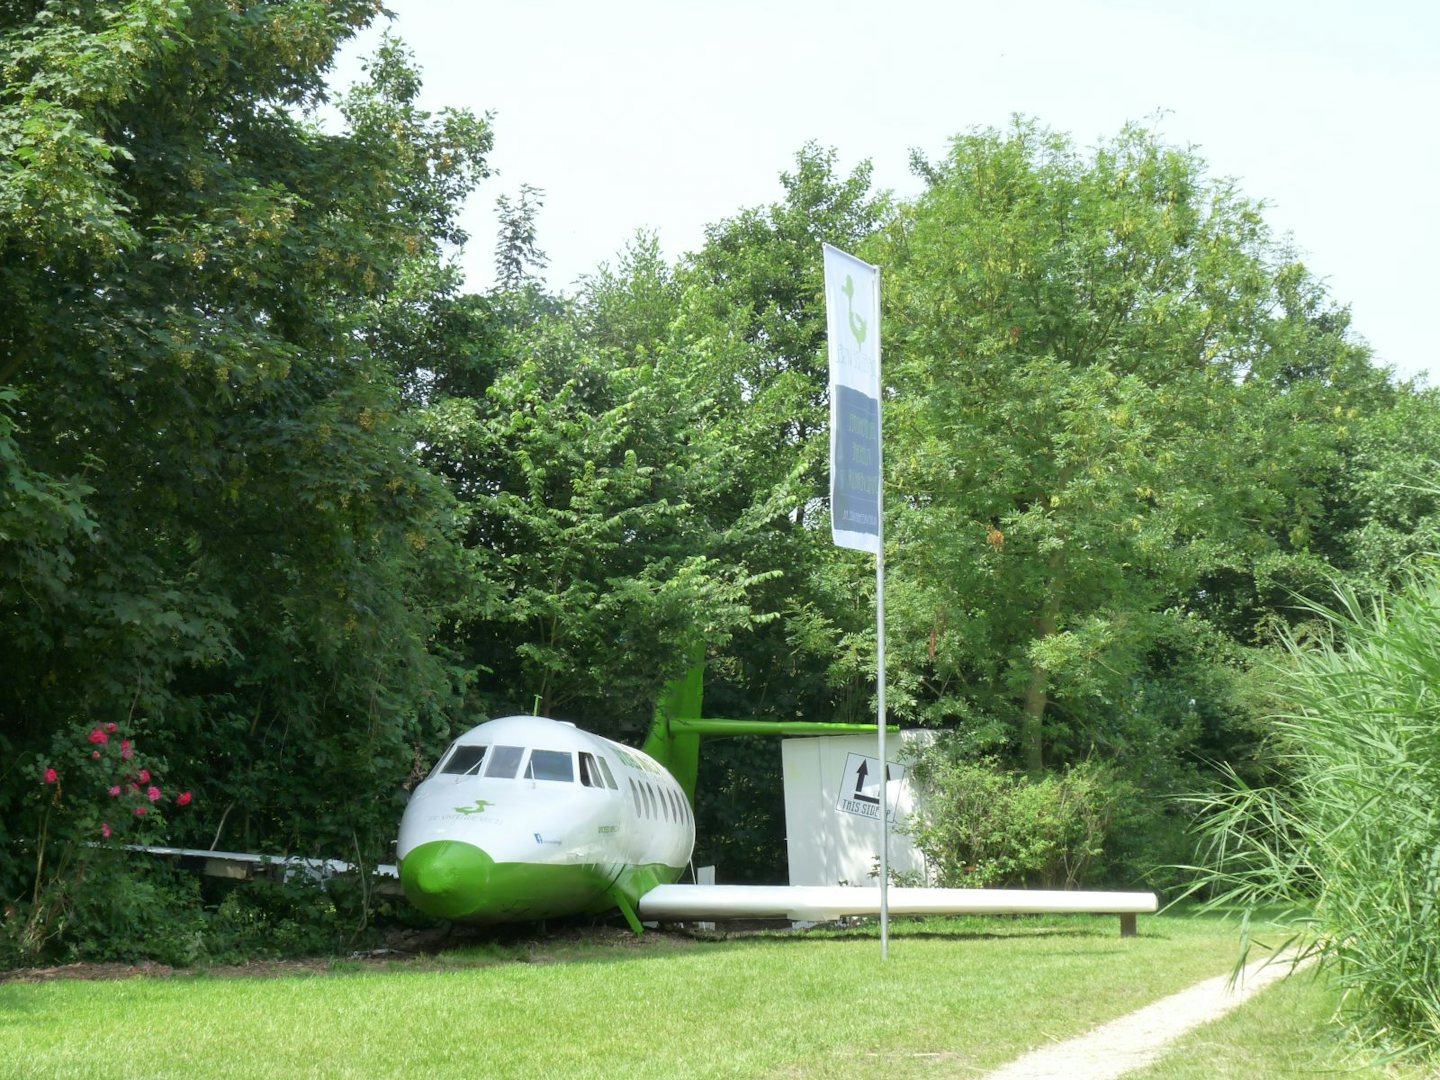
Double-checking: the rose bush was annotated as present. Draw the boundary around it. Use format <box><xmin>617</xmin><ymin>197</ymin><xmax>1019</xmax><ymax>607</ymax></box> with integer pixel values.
<box><xmin>4</xmin><ymin>721</ymin><xmax>194</xmax><ymax>963</ymax></box>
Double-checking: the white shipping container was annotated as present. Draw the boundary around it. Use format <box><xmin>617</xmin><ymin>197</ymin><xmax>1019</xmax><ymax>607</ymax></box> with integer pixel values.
<box><xmin>781</xmin><ymin>731</ymin><xmax>935</xmax><ymax>887</ymax></box>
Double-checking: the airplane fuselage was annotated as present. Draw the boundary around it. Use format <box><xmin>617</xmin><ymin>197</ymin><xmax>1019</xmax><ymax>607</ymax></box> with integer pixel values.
<box><xmin>397</xmin><ymin>715</ymin><xmax>694</xmax><ymax>923</ymax></box>
<box><xmin>396</xmin><ymin>712</ymin><xmax>1161</xmax><ymax>935</ymax></box>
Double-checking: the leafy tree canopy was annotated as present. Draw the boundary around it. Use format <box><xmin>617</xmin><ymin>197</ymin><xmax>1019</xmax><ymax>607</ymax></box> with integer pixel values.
<box><xmin>0</xmin><ymin>1</ymin><xmax>491</xmax><ymax>880</ymax></box>
<box><xmin>878</xmin><ymin>120</ymin><xmax>1391</xmax><ymax>775</ymax></box>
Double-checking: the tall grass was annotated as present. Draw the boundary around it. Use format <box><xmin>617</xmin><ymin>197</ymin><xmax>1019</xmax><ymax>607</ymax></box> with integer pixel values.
<box><xmin>1180</xmin><ymin>568</ymin><xmax>1440</xmax><ymax>1062</ymax></box>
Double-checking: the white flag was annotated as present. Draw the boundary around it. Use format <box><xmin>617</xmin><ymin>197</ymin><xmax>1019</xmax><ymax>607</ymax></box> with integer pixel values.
<box><xmin>823</xmin><ymin>244</ymin><xmax>881</xmax><ymax>554</ymax></box>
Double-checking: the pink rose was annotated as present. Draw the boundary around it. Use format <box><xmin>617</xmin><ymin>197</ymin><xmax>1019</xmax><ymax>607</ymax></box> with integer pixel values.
<box><xmin>105</xmin><ymin>723</ymin><xmax>118</xmax><ymax>733</ymax></box>
<box><xmin>91</xmin><ymin>750</ymin><xmax>101</xmax><ymax>760</ymax></box>
<box><xmin>130</xmin><ymin>782</ymin><xmax>141</xmax><ymax>793</ymax></box>
<box><xmin>138</xmin><ymin>769</ymin><xmax>151</xmax><ymax>783</ymax></box>
<box><xmin>109</xmin><ymin>786</ymin><xmax>121</xmax><ymax>797</ymax></box>
<box><xmin>176</xmin><ymin>792</ymin><xmax>193</xmax><ymax>807</ymax></box>
<box><xmin>88</xmin><ymin>728</ymin><xmax>108</xmax><ymax>745</ymax></box>
<box><xmin>101</xmin><ymin>823</ymin><xmax>112</xmax><ymax>839</ymax></box>
<box><xmin>120</xmin><ymin>740</ymin><xmax>134</xmax><ymax>761</ymax></box>
<box><xmin>134</xmin><ymin>806</ymin><xmax>148</xmax><ymax>817</ymax></box>
<box><xmin>146</xmin><ymin>786</ymin><xmax>161</xmax><ymax>802</ymax></box>
<box><xmin>43</xmin><ymin>767</ymin><xmax>58</xmax><ymax>785</ymax></box>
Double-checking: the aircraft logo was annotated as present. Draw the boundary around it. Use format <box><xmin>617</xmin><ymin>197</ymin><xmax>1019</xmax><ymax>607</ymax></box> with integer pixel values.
<box><xmin>453</xmin><ymin>798</ymin><xmax>494</xmax><ymax>816</ymax></box>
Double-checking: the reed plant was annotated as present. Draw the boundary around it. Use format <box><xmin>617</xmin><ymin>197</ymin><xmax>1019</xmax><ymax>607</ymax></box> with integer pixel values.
<box><xmin>1180</xmin><ymin>567</ymin><xmax>1440</xmax><ymax>1063</ymax></box>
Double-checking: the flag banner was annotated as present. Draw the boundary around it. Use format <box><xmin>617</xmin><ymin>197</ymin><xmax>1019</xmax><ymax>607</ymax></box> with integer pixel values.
<box><xmin>823</xmin><ymin>244</ymin><xmax>881</xmax><ymax>553</ymax></box>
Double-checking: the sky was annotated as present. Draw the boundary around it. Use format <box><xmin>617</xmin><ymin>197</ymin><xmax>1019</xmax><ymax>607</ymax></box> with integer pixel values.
<box><xmin>329</xmin><ymin>0</ymin><xmax>1438</xmax><ymax>384</ymax></box>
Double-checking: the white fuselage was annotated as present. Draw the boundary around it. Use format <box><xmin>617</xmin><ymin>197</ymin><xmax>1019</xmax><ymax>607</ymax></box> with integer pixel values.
<box><xmin>396</xmin><ymin>715</ymin><xmax>694</xmax><ymax>921</ymax></box>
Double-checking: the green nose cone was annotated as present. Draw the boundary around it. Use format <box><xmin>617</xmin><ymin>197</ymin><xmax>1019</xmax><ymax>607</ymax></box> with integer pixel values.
<box><xmin>401</xmin><ymin>840</ymin><xmax>494</xmax><ymax>920</ymax></box>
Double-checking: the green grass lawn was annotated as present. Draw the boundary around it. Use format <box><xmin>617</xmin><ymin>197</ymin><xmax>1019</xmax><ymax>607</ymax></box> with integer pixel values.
<box><xmin>0</xmin><ymin>913</ymin><xmax>1345</xmax><ymax>1080</ymax></box>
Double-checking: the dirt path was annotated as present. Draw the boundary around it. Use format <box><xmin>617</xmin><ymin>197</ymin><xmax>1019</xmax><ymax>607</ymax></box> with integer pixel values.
<box><xmin>977</xmin><ymin>951</ymin><xmax>1311</xmax><ymax>1080</ymax></box>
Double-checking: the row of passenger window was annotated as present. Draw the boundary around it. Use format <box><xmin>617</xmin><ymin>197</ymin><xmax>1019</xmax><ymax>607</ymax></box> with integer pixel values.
<box><xmin>609</xmin><ymin>744</ymin><xmax>662</xmax><ymax>776</ymax></box>
<box><xmin>629</xmin><ymin>776</ymin><xmax>691</xmax><ymax>827</ymax></box>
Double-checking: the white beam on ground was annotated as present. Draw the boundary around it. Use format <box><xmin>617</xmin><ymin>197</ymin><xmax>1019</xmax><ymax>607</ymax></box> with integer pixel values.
<box><xmin>636</xmin><ymin>885</ymin><xmax>1157</xmax><ymax>922</ymax></box>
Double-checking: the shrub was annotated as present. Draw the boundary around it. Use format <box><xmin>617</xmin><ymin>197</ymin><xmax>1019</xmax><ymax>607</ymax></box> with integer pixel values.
<box><xmin>3</xmin><ymin>720</ymin><xmax>195</xmax><ymax>964</ymax></box>
<box><xmin>202</xmin><ymin>881</ymin><xmax>352</xmax><ymax>963</ymax></box>
<box><xmin>2</xmin><ymin>721</ymin><xmax>401</xmax><ymax>969</ymax></box>
<box><xmin>56</xmin><ymin>858</ymin><xmax>209</xmax><ymax>966</ymax></box>
<box><xmin>903</xmin><ymin>746</ymin><xmax>1131</xmax><ymax>888</ymax></box>
<box><xmin>1180</xmin><ymin>569</ymin><xmax>1440</xmax><ymax>1063</ymax></box>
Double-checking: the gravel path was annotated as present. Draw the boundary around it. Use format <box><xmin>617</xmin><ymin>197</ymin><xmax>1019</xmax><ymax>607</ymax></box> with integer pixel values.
<box><xmin>978</xmin><ymin>951</ymin><xmax>1311</xmax><ymax>1080</ymax></box>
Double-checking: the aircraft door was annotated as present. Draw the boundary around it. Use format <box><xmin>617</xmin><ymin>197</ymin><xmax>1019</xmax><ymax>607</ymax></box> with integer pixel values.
<box><xmin>580</xmin><ymin>751</ymin><xmax>627</xmax><ymax>891</ymax></box>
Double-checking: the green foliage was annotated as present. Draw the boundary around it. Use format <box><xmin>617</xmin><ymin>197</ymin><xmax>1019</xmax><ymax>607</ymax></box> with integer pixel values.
<box><xmin>41</xmin><ymin>859</ymin><xmax>210</xmax><ymax>968</ymax></box>
<box><xmin>200</xmin><ymin>879</ymin><xmax>365</xmax><ymax>962</ymax></box>
<box><xmin>416</xmin><ymin>236</ymin><xmax>784</xmax><ymax>736</ymax></box>
<box><xmin>691</xmin><ymin>739</ymin><xmax>788</xmax><ymax>884</ymax></box>
<box><xmin>3</xmin><ymin>720</ymin><xmax>196</xmax><ymax>963</ymax></box>
<box><xmin>686</xmin><ymin>142</ymin><xmax>889</xmax><ymax>455</ymax></box>
<box><xmin>0</xmin><ymin>1</ymin><xmax>491</xmax><ymax>952</ymax></box>
<box><xmin>1181</xmin><ymin>568</ymin><xmax>1440</xmax><ymax>1064</ymax></box>
<box><xmin>904</xmin><ymin>741</ymin><xmax>1130</xmax><ymax>887</ymax></box>
<box><xmin>1336</xmin><ymin>404</ymin><xmax>1440</xmax><ymax>592</ymax></box>
<box><xmin>493</xmin><ymin>182</ymin><xmax>548</xmax><ymax>290</ymax></box>
<box><xmin>0</xmin><ymin>387</ymin><xmax>95</xmax><ymax>619</ymax></box>
<box><xmin>3</xmin><ymin>0</ymin><xmax>1434</xmax><ymax>967</ymax></box>
<box><xmin>880</xmin><ymin>119</ymin><xmax>1384</xmax><ymax>776</ymax></box>
<box><xmin>676</xmin><ymin>144</ymin><xmax>891</xmax><ymax>726</ymax></box>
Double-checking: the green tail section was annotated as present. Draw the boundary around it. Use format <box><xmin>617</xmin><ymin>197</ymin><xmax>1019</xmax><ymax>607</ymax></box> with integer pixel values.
<box><xmin>640</xmin><ymin>665</ymin><xmax>893</xmax><ymax>806</ymax></box>
<box><xmin>642</xmin><ymin>664</ymin><xmax>704</xmax><ymax>805</ymax></box>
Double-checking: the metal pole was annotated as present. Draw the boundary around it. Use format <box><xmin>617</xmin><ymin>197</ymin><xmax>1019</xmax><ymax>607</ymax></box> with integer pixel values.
<box><xmin>875</xmin><ymin>266</ymin><xmax>888</xmax><ymax>962</ymax></box>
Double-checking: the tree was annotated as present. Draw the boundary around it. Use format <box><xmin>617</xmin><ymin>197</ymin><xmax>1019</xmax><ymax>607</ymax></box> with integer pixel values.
<box><xmin>684</xmin><ymin>143</ymin><xmax>888</xmax><ymax>516</ymax></box>
<box><xmin>493</xmin><ymin>182</ymin><xmax>548</xmax><ymax>291</ymax></box>
<box><xmin>676</xmin><ymin>145</ymin><xmax>892</xmax><ymax>722</ymax></box>
<box><xmin>0</xmin><ymin>1</ymin><xmax>492</xmax><ymax>934</ymax></box>
<box><xmin>879</xmin><ymin>120</ymin><xmax>1380</xmax><ymax>777</ymax></box>
<box><xmin>413</xmin><ymin>235</ymin><xmax>778</xmax><ymax>738</ymax></box>
<box><xmin>1319</xmin><ymin>385</ymin><xmax>1440</xmax><ymax>594</ymax></box>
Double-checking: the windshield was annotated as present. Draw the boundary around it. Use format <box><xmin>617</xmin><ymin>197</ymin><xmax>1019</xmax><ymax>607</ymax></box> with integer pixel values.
<box><xmin>484</xmin><ymin>745</ymin><xmax>525</xmax><ymax>779</ymax></box>
<box><xmin>439</xmin><ymin>745</ymin><xmax>487</xmax><ymax>776</ymax></box>
<box><xmin>526</xmin><ymin>749</ymin><xmax>575</xmax><ymax>782</ymax></box>
<box><xmin>437</xmin><ymin>743</ymin><xmax>579</xmax><ymax>783</ymax></box>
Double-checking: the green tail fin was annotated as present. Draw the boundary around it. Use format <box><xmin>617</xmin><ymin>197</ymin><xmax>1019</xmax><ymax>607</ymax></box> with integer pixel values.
<box><xmin>642</xmin><ymin>664</ymin><xmax>704</xmax><ymax>804</ymax></box>
<box><xmin>641</xmin><ymin>664</ymin><xmax>893</xmax><ymax>806</ymax></box>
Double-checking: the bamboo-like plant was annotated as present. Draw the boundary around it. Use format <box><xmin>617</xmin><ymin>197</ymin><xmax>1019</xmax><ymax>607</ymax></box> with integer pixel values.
<box><xmin>1178</xmin><ymin>566</ymin><xmax>1440</xmax><ymax>1061</ymax></box>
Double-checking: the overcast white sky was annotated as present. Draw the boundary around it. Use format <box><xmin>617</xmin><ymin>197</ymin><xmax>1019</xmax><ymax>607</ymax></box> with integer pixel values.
<box><xmin>330</xmin><ymin>1</ymin><xmax>1437</xmax><ymax>383</ymax></box>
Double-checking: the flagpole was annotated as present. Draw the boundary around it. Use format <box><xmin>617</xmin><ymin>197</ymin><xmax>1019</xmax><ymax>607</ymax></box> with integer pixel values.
<box><xmin>821</xmin><ymin>243</ymin><xmax>887</xmax><ymax>961</ymax></box>
<box><xmin>874</xmin><ymin>265</ymin><xmax>888</xmax><ymax>962</ymax></box>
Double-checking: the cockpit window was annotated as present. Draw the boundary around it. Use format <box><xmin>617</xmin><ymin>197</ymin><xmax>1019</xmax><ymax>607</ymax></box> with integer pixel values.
<box><xmin>596</xmin><ymin>756</ymin><xmax>618</xmax><ymax>789</ymax></box>
<box><xmin>578</xmin><ymin>752</ymin><xmax>602</xmax><ymax>788</ymax></box>
<box><xmin>525</xmin><ymin>749</ymin><xmax>575</xmax><ymax>782</ymax></box>
<box><xmin>440</xmin><ymin>745</ymin><xmax>487</xmax><ymax>776</ymax></box>
<box><xmin>484</xmin><ymin>745</ymin><xmax>525</xmax><ymax>779</ymax></box>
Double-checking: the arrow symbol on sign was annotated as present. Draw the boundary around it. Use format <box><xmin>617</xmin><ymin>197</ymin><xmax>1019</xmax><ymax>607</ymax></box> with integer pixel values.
<box><xmin>853</xmin><ymin>759</ymin><xmax>880</xmax><ymax>804</ymax></box>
